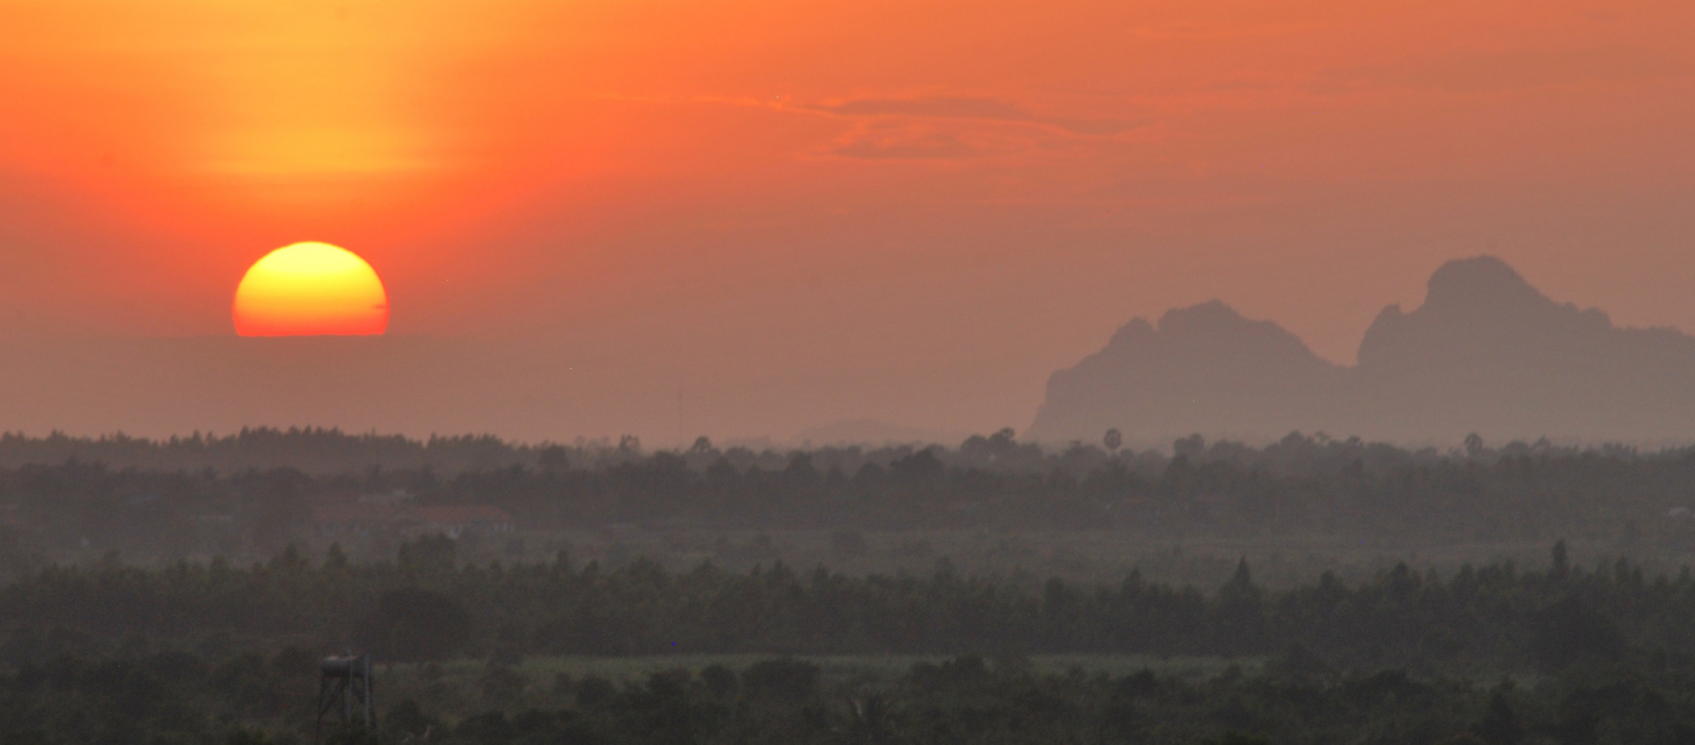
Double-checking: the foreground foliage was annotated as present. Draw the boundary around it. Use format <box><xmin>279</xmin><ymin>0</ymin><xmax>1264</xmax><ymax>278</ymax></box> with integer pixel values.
<box><xmin>1</xmin><ymin>542</ymin><xmax>1694</xmax><ymax>742</ymax></box>
<box><xmin>5</xmin><ymin>650</ymin><xmax>1695</xmax><ymax>744</ymax></box>
<box><xmin>0</xmin><ymin>539</ymin><xmax>1687</xmax><ymax>671</ymax></box>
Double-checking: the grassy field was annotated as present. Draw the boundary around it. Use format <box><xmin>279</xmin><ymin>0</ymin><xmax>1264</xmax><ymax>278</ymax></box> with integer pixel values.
<box><xmin>376</xmin><ymin>653</ymin><xmax>1266</xmax><ymax>719</ymax></box>
<box><xmin>517</xmin><ymin>653</ymin><xmax>1256</xmax><ymax>684</ymax></box>
<box><xmin>413</xmin><ymin>527</ymin><xmax>1651</xmax><ymax>590</ymax></box>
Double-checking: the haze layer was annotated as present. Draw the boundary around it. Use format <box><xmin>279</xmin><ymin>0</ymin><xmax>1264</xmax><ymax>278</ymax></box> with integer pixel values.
<box><xmin>1032</xmin><ymin>257</ymin><xmax>1695</xmax><ymax>444</ymax></box>
<box><xmin>1</xmin><ymin>1</ymin><xmax>1693</xmax><ymax>443</ymax></box>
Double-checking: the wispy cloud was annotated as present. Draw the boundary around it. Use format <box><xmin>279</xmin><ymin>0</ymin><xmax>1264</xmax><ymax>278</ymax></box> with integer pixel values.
<box><xmin>823</xmin><ymin>124</ymin><xmax>980</xmax><ymax>161</ymax></box>
<box><xmin>804</xmin><ymin>95</ymin><xmax>1148</xmax><ymax>137</ymax></box>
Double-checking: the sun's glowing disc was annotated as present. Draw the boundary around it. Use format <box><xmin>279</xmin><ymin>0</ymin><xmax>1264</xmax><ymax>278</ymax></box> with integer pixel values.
<box><xmin>233</xmin><ymin>242</ymin><xmax>388</xmax><ymax>336</ymax></box>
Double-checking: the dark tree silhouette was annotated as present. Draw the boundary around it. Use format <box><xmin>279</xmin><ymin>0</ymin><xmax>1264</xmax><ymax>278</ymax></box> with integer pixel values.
<box><xmin>356</xmin><ymin>588</ymin><xmax>473</xmax><ymax>662</ymax></box>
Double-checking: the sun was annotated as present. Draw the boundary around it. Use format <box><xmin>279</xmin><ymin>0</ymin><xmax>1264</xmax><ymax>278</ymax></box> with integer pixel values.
<box><xmin>233</xmin><ymin>242</ymin><xmax>388</xmax><ymax>336</ymax></box>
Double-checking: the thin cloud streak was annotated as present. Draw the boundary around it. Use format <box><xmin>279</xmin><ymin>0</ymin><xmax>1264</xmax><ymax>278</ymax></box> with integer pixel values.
<box><xmin>804</xmin><ymin>95</ymin><xmax>1150</xmax><ymax>137</ymax></box>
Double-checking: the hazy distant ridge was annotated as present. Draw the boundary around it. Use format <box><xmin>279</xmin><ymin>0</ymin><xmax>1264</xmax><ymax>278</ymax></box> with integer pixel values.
<box><xmin>1029</xmin><ymin>256</ymin><xmax>1695</xmax><ymax>443</ymax></box>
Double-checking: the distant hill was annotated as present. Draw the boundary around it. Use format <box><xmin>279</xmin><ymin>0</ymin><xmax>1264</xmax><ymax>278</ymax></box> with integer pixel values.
<box><xmin>1028</xmin><ymin>301</ymin><xmax>1349</xmax><ymax>443</ymax></box>
<box><xmin>1029</xmin><ymin>256</ymin><xmax>1695</xmax><ymax>444</ymax></box>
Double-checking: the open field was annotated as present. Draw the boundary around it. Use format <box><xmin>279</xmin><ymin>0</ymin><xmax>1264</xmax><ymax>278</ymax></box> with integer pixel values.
<box><xmin>318</xmin><ymin>528</ymin><xmax>1676</xmax><ymax>591</ymax></box>
<box><xmin>379</xmin><ymin>654</ymin><xmax>1268</xmax><ymax>720</ymax></box>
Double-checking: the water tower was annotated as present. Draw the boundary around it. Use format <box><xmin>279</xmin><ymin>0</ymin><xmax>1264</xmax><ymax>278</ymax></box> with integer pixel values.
<box><xmin>316</xmin><ymin>654</ymin><xmax>375</xmax><ymax>740</ymax></box>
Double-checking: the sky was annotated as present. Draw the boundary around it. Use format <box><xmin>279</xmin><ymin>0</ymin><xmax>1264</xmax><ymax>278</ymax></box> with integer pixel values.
<box><xmin>1</xmin><ymin>0</ymin><xmax>1693</xmax><ymax>443</ymax></box>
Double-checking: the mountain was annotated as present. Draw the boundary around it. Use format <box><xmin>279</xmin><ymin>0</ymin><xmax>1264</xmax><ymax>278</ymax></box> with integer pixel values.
<box><xmin>1029</xmin><ymin>301</ymin><xmax>1348</xmax><ymax>443</ymax></box>
<box><xmin>1353</xmin><ymin>256</ymin><xmax>1695</xmax><ymax>440</ymax></box>
<box><xmin>1029</xmin><ymin>256</ymin><xmax>1695</xmax><ymax>444</ymax></box>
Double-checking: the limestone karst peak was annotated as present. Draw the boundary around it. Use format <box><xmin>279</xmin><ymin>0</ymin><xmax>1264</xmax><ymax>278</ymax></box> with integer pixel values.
<box><xmin>1029</xmin><ymin>255</ymin><xmax>1695</xmax><ymax>443</ymax></box>
<box><xmin>1418</xmin><ymin>255</ymin><xmax>1550</xmax><ymax>316</ymax></box>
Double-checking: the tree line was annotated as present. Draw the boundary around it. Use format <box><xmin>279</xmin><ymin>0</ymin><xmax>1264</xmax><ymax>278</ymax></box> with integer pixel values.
<box><xmin>2</xmin><ymin>429</ymin><xmax>1695</xmax><ymax>563</ymax></box>
<box><xmin>4</xmin><ymin>540</ymin><xmax>1695</xmax><ymax>743</ymax></box>
<box><xmin>0</xmin><ymin>538</ymin><xmax>1686</xmax><ymax>671</ymax></box>
<box><xmin>9</xmin><ymin>646</ymin><xmax>1693</xmax><ymax>745</ymax></box>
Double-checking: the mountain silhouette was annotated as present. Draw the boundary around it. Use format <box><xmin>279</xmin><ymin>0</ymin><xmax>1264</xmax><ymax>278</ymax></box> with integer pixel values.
<box><xmin>1029</xmin><ymin>256</ymin><xmax>1695</xmax><ymax>444</ymax></box>
<box><xmin>1030</xmin><ymin>301</ymin><xmax>1347</xmax><ymax>442</ymax></box>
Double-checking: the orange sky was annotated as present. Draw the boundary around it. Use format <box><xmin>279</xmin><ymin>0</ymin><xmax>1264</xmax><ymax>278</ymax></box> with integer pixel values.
<box><xmin>1</xmin><ymin>0</ymin><xmax>1693</xmax><ymax>440</ymax></box>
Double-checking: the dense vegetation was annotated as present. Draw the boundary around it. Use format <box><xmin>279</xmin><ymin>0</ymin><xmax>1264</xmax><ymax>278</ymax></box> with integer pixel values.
<box><xmin>10</xmin><ymin>647</ymin><xmax>1695</xmax><ymax>745</ymax></box>
<box><xmin>1</xmin><ymin>428</ymin><xmax>1694</xmax><ymax>569</ymax></box>
<box><xmin>5</xmin><ymin>430</ymin><xmax>1695</xmax><ymax>742</ymax></box>
<box><xmin>4</xmin><ymin>541</ymin><xmax>1695</xmax><ymax>743</ymax></box>
<box><xmin>0</xmin><ymin>539</ymin><xmax>1677</xmax><ymax>668</ymax></box>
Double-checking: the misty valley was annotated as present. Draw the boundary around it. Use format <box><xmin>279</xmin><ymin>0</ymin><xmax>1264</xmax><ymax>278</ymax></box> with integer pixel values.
<box><xmin>3</xmin><ymin>429</ymin><xmax>1695</xmax><ymax>743</ymax></box>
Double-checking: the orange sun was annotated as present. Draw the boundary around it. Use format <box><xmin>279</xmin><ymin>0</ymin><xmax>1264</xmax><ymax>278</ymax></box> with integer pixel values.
<box><xmin>232</xmin><ymin>242</ymin><xmax>388</xmax><ymax>336</ymax></box>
